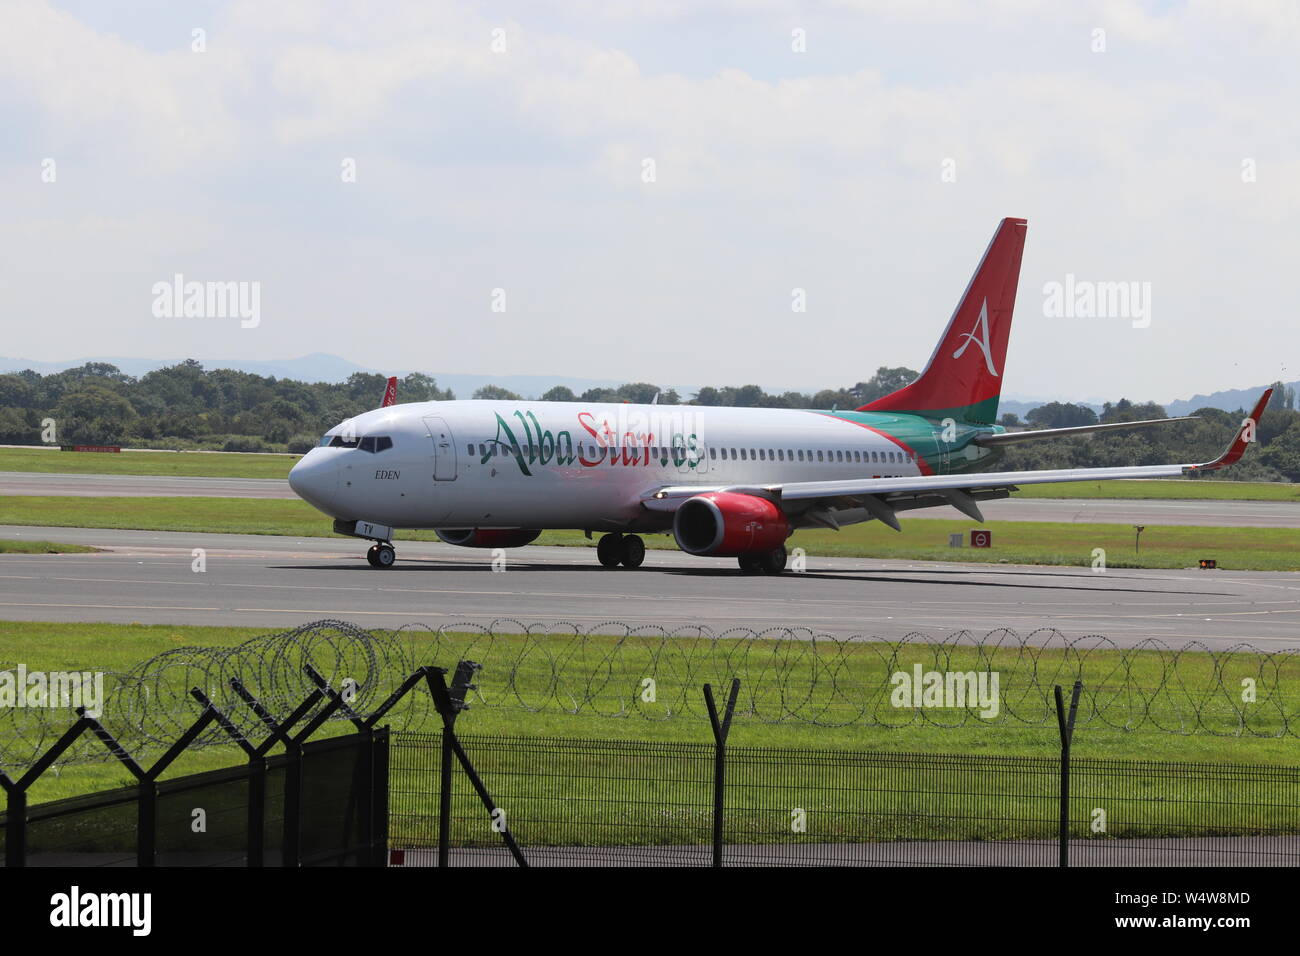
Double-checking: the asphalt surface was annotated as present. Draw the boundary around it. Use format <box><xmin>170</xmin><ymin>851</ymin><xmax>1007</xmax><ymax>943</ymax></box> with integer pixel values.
<box><xmin>0</xmin><ymin>471</ymin><xmax>296</xmax><ymax>498</ymax></box>
<box><xmin>3</xmin><ymin>471</ymin><xmax>1297</xmax><ymax>526</ymax></box>
<box><xmin>3</xmin><ymin>525</ymin><xmax>1299</xmax><ymax>648</ymax></box>
<box><xmin>396</xmin><ymin>837</ymin><xmax>1300</xmax><ymax>867</ymax></box>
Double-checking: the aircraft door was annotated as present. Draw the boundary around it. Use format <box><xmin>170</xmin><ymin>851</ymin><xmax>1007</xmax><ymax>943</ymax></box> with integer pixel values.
<box><xmin>423</xmin><ymin>416</ymin><xmax>458</xmax><ymax>481</ymax></box>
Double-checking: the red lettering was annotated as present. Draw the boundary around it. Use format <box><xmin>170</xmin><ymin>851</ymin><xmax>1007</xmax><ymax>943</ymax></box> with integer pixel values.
<box><xmin>577</xmin><ymin>412</ymin><xmax>606</xmax><ymax>467</ymax></box>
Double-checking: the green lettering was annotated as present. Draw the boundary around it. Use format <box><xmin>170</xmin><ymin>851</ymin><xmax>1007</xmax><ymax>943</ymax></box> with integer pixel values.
<box><xmin>555</xmin><ymin>430</ymin><xmax>574</xmax><ymax>465</ymax></box>
<box><xmin>492</xmin><ymin>413</ymin><xmax>532</xmax><ymax>476</ymax></box>
<box><xmin>514</xmin><ymin>410</ymin><xmax>537</xmax><ymax>463</ymax></box>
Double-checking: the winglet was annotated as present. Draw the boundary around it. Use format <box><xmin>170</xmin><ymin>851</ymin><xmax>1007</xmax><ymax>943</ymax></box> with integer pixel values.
<box><xmin>1192</xmin><ymin>389</ymin><xmax>1271</xmax><ymax>471</ymax></box>
<box><xmin>381</xmin><ymin>376</ymin><xmax>398</xmax><ymax>408</ymax></box>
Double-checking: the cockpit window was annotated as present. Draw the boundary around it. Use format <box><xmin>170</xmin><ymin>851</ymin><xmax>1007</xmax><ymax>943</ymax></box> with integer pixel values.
<box><xmin>323</xmin><ymin>434</ymin><xmax>392</xmax><ymax>452</ymax></box>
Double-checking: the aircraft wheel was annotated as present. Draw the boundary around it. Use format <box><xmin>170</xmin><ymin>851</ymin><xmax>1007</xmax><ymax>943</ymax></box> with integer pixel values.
<box><xmin>621</xmin><ymin>534</ymin><xmax>646</xmax><ymax>568</ymax></box>
<box><xmin>597</xmin><ymin>533</ymin><xmax>624</xmax><ymax>568</ymax></box>
<box><xmin>372</xmin><ymin>544</ymin><xmax>396</xmax><ymax>569</ymax></box>
<box><xmin>760</xmin><ymin>545</ymin><xmax>788</xmax><ymax>574</ymax></box>
<box><xmin>366</xmin><ymin>545</ymin><xmax>380</xmax><ymax>567</ymax></box>
<box><xmin>738</xmin><ymin>553</ymin><xmax>762</xmax><ymax>574</ymax></box>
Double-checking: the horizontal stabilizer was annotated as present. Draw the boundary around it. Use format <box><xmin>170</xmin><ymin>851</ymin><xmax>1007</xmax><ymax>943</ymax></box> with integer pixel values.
<box><xmin>973</xmin><ymin>415</ymin><xmax>1200</xmax><ymax>447</ymax></box>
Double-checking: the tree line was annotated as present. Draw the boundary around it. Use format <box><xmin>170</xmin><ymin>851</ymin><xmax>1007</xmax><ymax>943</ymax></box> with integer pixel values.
<box><xmin>0</xmin><ymin>359</ymin><xmax>1296</xmax><ymax>480</ymax></box>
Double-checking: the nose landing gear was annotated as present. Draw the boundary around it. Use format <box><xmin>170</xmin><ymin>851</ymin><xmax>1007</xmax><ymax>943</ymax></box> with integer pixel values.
<box><xmin>596</xmin><ymin>533</ymin><xmax>646</xmax><ymax>569</ymax></box>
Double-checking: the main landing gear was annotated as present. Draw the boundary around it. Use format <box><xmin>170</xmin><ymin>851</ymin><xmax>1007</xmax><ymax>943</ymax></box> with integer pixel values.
<box><xmin>596</xmin><ymin>533</ymin><xmax>646</xmax><ymax>569</ymax></box>
<box><xmin>738</xmin><ymin>544</ymin><xmax>787</xmax><ymax>575</ymax></box>
<box><xmin>366</xmin><ymin>543</ymin><xmax>396</xmax><ymax>568</ymax></box>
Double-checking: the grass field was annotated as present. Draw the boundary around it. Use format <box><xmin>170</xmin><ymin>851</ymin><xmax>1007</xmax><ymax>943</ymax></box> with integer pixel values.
<box><xmin>0</xmin><ymin>446</ymin><xmax>295</xmax><ymax>478</ymax></box>
<box><xmin>0</xmin><ymin>539</ymin><xmax>95</xmax><ymax>554</ymax></box>
<box><xmin>1015</xmin><ymin>478</ymin><xmax>1300</xmax><ymax>501</ymax></box>
<box><xmin>2</xmin><ymin>620</ymin><xmax>1296</xmax><ymax>806</ymax></box>
<box><xmin>2</xmin><ymin>494</ymin><xmax>1299</xmax><ymax>570</ymax></box>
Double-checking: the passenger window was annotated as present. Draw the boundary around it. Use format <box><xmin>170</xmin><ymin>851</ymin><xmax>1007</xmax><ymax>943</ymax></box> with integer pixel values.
<box><xmin>797</xmin><ymin>450</ymin><xmax>804</xmax><ymax>461</ymax></box>
<box><xmin>817</xmin><ymin>451</ymin><xmax>824</xmax><ymax>462</ymax></box>
<box><xmin>740</xmin><ymin>449</ymin><xmax>747</xmax><ymax>460</ymax></box>
<box><xmin>759</xmin><ymin>449</ymin><xmax>766</xmax><ymax>461</ymax></box>
<box><xmin>836</xmin><ymin>450</ymin><xmax>843</xmax><ymax>462</ymax></box>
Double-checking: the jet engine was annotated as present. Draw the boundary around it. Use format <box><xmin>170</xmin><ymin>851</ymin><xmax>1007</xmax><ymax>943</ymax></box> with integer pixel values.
<box><xmin>672</xmin><ymin>492</ymin><xmax>790</xmax><ymax>557</ymax></box>
<box><xmin>435</xmin><ymin>529</ymin><xmax>542</xmax><ymax>548</ymax></box>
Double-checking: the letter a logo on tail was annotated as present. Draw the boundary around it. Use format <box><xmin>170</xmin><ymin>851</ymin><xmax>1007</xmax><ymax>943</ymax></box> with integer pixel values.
<box><xmin>951</xmin><ymin>299</ymin><xmax>999</xmax><ymax>377</ymax></box>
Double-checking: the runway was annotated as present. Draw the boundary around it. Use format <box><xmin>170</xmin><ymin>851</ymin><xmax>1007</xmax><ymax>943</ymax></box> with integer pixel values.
<box><xmin>3</xmin><ymin>525</ymin><xmax>1299</xmax><ymax>648</ymax></box>
<box><xmin>2</xmin><ymin>471</ymin><xmax>1296</xmax><ymax>526</ymax></box>
<box><xmin>0</xmin><ymin>471</ymin><xmax>296</xmax><ymax>499</ymax></box>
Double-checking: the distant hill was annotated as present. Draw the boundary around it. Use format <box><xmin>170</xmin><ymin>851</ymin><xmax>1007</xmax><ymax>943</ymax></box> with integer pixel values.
<box><xmin>1164</xmin><ymin>382</ymin><xmax>1299</xmax><ymax>417</ymax></box>
<box><xmin>0</xmin><ymin>353</ymin><xmax>375</xmax><ymax>383</ymax></box>
<box><xmin>0</xmin><ymin>354</ymin><xmax>694</xmax><ymax>401</ymax></box>
<box><xmin>0</xmin><ymin>353</ymin><xmax>1291</xmax><ymax>412</ymax></box>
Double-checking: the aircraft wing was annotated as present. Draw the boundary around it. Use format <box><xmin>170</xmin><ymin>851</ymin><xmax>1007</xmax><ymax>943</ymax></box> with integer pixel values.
<box><xmin>973</xmin><ymin>415</ymin><xmax>1199</xmax><ymax>447</ymax></box>
<box><xmin>642</xmin><ymin>390</ymin><xmax>1270</xmax><ymax>530</ymax></box>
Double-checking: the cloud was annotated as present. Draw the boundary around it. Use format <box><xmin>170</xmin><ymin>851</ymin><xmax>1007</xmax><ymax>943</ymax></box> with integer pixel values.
<box><xmin>0</xmin><ymin>0</ymin><xmax>1297</xmax><ymax>400</ymax></box>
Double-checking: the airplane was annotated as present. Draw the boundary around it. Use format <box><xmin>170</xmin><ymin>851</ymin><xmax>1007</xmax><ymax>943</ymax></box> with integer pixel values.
<box><xmin>289</xmin><ymin>217</ymin><xmax>1270</xmax><ymax>571</ymax></box>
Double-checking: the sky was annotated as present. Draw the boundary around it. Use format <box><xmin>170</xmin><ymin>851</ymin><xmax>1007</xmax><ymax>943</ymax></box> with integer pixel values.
<box><xmin>1</xmin><ymin>0</ymin><xmax>1297</xmax><ymax>402</ymax></box>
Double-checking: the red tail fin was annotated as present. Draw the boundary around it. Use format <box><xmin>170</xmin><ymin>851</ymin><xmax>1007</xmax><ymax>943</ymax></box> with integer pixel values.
<box><xmin>858</xmin><ymin>217</ymin><xmax>1027</xmax><ymax>423</ymax></box>
<box><xmin>381</xmin><ymin>376</ymin><xmax>398</xmax><ymax>407</ymax></box>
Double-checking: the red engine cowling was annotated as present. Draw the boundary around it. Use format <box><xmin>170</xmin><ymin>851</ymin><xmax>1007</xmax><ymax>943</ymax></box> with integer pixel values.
<box><xmin>672</xmin><ymin>492</ymin><xmax>790</xmax><ymax>557</ymax></box>
<box><xmin>435</xmin><ymin>529</ymin><xmax>542</xmax><ymax>548</ymax></box>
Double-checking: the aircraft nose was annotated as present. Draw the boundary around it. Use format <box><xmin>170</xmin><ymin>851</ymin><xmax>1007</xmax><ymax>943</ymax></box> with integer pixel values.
<box><xmin>288</xmin><ymin>450</ymin><xmax>339</xmax><ymax>513</ymax></box>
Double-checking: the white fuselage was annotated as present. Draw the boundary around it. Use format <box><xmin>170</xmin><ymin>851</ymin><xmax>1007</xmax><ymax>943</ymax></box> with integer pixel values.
<box><xmin>288</xmin><ymin>399</ymin><xmax>929</xmax><ymax>532</ymax></box>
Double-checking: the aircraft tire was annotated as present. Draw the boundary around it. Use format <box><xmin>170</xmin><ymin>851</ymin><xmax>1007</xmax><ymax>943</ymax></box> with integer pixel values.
<box><xmin>597</xmin><ymin>533</ymin><xmax>624</xmax><ymax>568</ymax></box>
<box><xmin>621</xmin><ymin>534</ymin><xmax>646</xmax><ymax>568</ymax></box>
<box><xmin>760</xmin><ymin>545</ymin><xmax>788</xmax><ymax>574</ymax></box>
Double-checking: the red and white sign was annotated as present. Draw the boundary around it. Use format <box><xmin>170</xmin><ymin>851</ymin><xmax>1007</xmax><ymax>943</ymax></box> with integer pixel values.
<box><xmin>62</xmin><ymin>444</ymin><xmax>121</xmax><ymax>453</ymax></box>
<box><xmin>970</xmin><ymin>529</ymin><xmax>991</xmax><ymax>548</ymax></box>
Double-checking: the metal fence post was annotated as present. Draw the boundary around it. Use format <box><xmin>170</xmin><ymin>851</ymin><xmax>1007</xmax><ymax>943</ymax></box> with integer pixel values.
<box><xmin>3</xmin><ymin>785</ymin><xmax>25</xmax><ymax>868</ymax></box>
<box><xmin>372</xmin><ymin>727</ymin><xmax>390</xmax><ymax>867</ymax></box>
<box><xmin>1054</xmin><ymin>680</ymin><xmax>1083</xmax><ymax>868</ymax></box>
<box><xmin>437</xmin><ymin>721</ymin><xmax>453</xmax><ymax>867</ymax></box>
<box><xmin>704</xmin><ymin>678</ymin><xmax>741</xmax><ymax>868</ymax></box>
